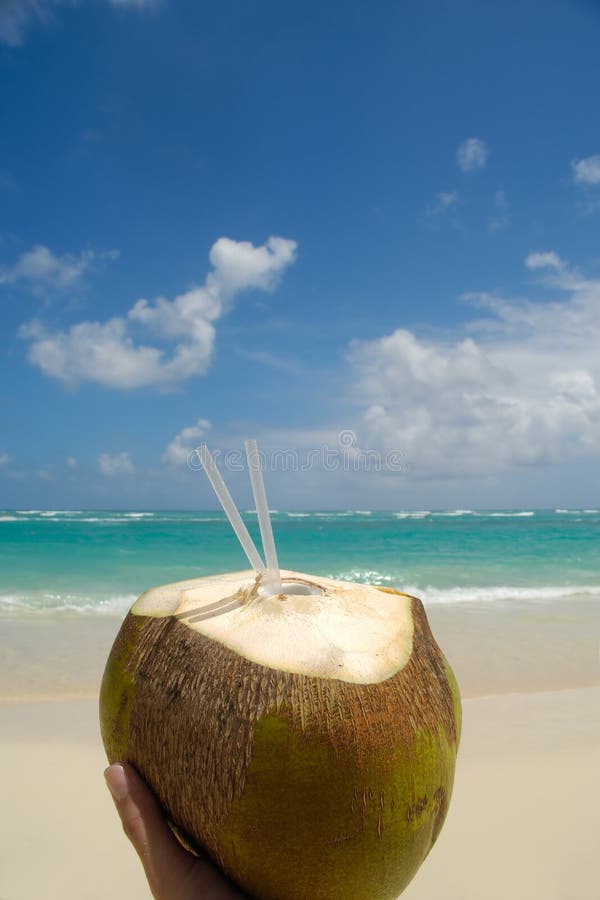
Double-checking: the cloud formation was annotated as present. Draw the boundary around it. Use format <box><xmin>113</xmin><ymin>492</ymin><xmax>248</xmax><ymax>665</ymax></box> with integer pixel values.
<box><xmin>571</xmin><ymin>155</ymin><xmax>600</xmax><ymax>186</ymax></box>
<box><xmin>20</xmin><ymin>236</ymin><xmax>297</xmax><ymax>390</ymax></box>
<box><xmin>425</xmin><ymin>190</ymin><xmax>461</xmax><ymax>226</ymax></box>
<box><xmin>0</xmin><ymin>453</ymin><xmax>10</xmax><ymax>467</ymax></box>
<box><xmin>525</xmin><ymin>251</ymin><xmax>565</xmax><ymax>272</ymax></box>
<box><xmin>456</xmin><ymin>137</ymin><xmax>489</xmax><ymax>173</ymax></box>
<box><xmin>487</xmin><ymin>190</ymin><xmax>510</xmax><ymax>232</ymax></box>
<box><xmin>348</xmin><ymin>253</ymin><xmax>600</xmax><ymax>479</ymax></box>
<box><xmin>98</xmin><ymin>451</ymin><xmax>135</xmax><ymax>476</ymax></box>
<box><xmin>0</xmin><ymin>244</ymin><xmax>115</xmax><ymax>291</ymax></box>
<box><xmin>163</xmin><ymin>419</ymin><xmax>211</xmax><ymax>466</ymax></box>
<box><xmin>0</xmin><ymin>0</ymin><xmax>158</xmax><ymax>47</ymax></box>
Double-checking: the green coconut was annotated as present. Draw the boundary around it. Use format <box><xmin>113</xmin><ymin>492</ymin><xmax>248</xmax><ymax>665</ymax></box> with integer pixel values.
<box><xmin>100</xmin><ymin>569</ymin><xmax>461</xmax><ymax>900</ymax></box>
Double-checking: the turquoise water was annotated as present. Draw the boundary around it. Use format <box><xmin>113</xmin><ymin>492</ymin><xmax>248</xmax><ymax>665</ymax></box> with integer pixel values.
<box><xmin>1</xmin><ymin>508</ymin><xmax>600</xmax><ymax>616</ymax></box>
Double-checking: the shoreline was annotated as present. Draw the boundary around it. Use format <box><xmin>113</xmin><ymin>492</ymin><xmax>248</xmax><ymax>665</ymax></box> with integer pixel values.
<box><xmin>3</xmin><ymin>594</ymin><xmax>600</xmax><ymax>701</ymax></box>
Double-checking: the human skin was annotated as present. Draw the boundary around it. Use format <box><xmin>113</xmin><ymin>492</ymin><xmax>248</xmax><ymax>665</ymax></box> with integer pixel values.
<box><xmin>104</xmin><ymin>763</ymin><xmax>244</xmax><ymax>900</ymax></box>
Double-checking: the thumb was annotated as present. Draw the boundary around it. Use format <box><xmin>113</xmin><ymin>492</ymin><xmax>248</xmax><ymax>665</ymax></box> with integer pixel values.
<box><xmin>104</xmin><ymin>762</ymin><xmax>195</xmax><ymax>898</ymax></box>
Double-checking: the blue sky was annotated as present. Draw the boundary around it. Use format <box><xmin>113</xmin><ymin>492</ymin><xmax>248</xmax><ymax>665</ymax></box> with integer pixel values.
<box><xmin>2</xmin><ymin>0</ymin><xmax>600</xmax><ymax>509</ymax></box>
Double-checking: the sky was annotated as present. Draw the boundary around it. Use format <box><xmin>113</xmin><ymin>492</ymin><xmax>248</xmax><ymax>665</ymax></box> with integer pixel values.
<box><xmin>1</xmin><ymin>0</ymin><xmax>600</xmax><ymax>509</ymax></box>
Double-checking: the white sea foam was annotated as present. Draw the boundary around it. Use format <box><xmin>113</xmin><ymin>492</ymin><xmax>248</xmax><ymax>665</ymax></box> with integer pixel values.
<box><xmin>183</xmin><ymin>517</ymin><xmax>224</xmax><ymax>523</ymax></box>
<box><xmin>0</xmin><ymin>515</ymin><xmax>19</xmax><ymax>521</ymax></box>
<box><xmin>393</xmin><ymin>511</ymin><xmax>431</xmax><ymax>519</ymax></box>
<box><xmin>286</xmin><ymin>512</ymin><xmax>311</xmax><ymax>517</ymax></box>
<box><xmin>330</xmin><ymin>570</ymin><xmax>395</xmax><ymax>585</ymax></box>
<box><xmin>419</xmin><ymin>584</ymin><xmax>600</xmax><ymax>604</ymax></box>
<box><xmin>123</xmin><ymin>512</ymin><xmax>155</xmax><ymax>518</ymax></box>
<box><xmin>325</xmin><ymin>577</ymin><xmax>600</xmax><ymax>605</ymax></box>
<box><xmin>486</xmin><ymin>511</ymin><xmax>535</xmax><ymax>517</ymax></box>
<box><xmin>2</xmin><ymin>579</ymin><xmax>600</xmax><ymax>617</ymax></box>
<box><xmin>0</xmin><ymin>592</ymin><xmax>137</xmax><ymax>616</ymax></box>
<box><xmin>73</xmin><ymin>517</ymin><xmax>129</xmax><ymax>524</ymax></box>
<box><xmin>432</xmin><ymin>510</ymin><xmax>475</xmax><ymax>517</ymax></box>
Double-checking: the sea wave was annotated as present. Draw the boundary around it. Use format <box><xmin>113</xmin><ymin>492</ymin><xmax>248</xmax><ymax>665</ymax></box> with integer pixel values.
<box><xmin>327</xmin><ymin>569</ymin><xmax>395</xmax><ymax>585</ymax></box>
<box><xmin>419</xmin><ymin>584</ymin><xmax>600</xmax><ymax>604</ymax></box>
<box><xmin>0</xmin><ymin>592</ymin><xmax>137</xmax><ymax>616</ymax></box>
<box><xmin>393</xmin><ymin>511</ymin><xmax>431</xmax><ymax>519</ymax></box>
<box><xmin>324</xmin><ymin>574</ymin><xmax>600</xmax><ymax>604</ymax></box>
<box><xmin>486</xmin><ymin>511</ymin><xmax>535</xmax><ymax>517</ymax></box>
<box><xmin>431</xmin><ymin>510</ymin><xmax>474</xmax><ymax>517</ymax></box>
<box><xmin>2</xmin><ymin>579</ymin><xmax>600</xmax><ymax>617</ymax></box>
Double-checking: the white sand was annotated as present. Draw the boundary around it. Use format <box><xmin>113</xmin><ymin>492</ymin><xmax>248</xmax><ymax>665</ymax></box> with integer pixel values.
<box><xmin>1</xmin><ymin>687</ymin><xmax>598</xmax><ymax>900</ymax></box>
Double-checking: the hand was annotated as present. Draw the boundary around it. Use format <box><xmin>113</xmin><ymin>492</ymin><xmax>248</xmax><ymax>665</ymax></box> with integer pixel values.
<box><xmin>105</xmin><ymin>763</ymin><xmax>245</xmax><ymax>900</ymax></box>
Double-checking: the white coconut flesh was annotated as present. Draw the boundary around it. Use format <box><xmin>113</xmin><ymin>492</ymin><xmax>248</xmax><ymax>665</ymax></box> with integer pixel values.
<box><xmin>132</xmin><ymin>569</ymin><xmax>415</xmax><ymax>685</ymax></box>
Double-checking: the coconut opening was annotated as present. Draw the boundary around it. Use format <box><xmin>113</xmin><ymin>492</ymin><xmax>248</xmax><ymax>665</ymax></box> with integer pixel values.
<box><xmin>260</xmin><ymin>580</ymin><xmax>324</xmax><ymax>598</ymax></box>
<box><xmin>132</xmin><ymin>570</ymin><xmax>415</xmax><ymax>684</ymax></box>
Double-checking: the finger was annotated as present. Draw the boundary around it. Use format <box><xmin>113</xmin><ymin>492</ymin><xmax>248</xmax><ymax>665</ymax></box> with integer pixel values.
<box><xmin>105</xmin><ymin>762</ymin><xmax>195</xmax><ymax>898</ymax></box>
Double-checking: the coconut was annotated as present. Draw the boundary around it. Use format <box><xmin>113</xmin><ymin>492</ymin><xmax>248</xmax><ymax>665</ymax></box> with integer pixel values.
<box><xmin>100</xmin><ymin>568</ymin><xmax>460</xmax><ymax>900</ymax></box>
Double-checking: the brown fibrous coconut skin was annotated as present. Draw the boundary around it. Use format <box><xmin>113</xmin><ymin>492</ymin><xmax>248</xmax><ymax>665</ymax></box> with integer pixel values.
<box><xmin>100</xmin><ymin>573</ymin><xmax>461</xmax><ymax>900</ymax></box>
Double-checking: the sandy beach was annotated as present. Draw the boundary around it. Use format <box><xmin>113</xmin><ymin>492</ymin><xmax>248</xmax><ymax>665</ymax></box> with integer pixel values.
<box><xmin>1</xmin><ymin>610</ymin><xmax>598</xmax><ymax>900</ymax></box>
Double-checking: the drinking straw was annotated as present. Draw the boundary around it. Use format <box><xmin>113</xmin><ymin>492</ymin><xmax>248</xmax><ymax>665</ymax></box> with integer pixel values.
<box><xmin>245</xmin><ymin>439</ymin><xmax>282</xmax><ymax>594</ymax></box>
<box><xmin>198</xmin><ymin>444</ymin><xmax>266</xmax><ymax>575</ymax></box>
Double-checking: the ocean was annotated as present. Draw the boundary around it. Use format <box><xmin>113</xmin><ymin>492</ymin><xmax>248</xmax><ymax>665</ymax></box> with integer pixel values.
<box><xmin>2</xmin><ymin>508</ymin><xmax>600</xmax><ymax>617</ymax></box>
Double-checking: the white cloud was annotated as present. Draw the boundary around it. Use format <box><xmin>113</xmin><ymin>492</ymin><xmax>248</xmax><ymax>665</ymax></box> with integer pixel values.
<box><xmin>571</xmin><ymin>155</ymin><xmax>600</xmax><ymax>186</ymax></box>
<box><xmin>0</xmin><ymin>453</ymin><xmax>10</xmax><ymax>467</ymax></box>
<box><xmin>0</xmin><ymin>0</ymin><xmax>159</xmax><ymax>47</ymax></box>
<box><xmin>487</xmin><ymin>190</ymin><xmax>510</xmax><ymax>232</ymax></box>
<box><xmin>425</xmin><ymin>190</ymin><xmax>461</xmax><ymax>225</ymax></box>
<box><xmin>348</xmin><ymin>253</ymin><xmax>600</xmax><ymax>479</ymax></box>
<box><xmin>21</xmin><ymin>317</ymin><xmax>176</xmax><ymax>389</ymax></box>
<box><xmin>431</xmin><ymin>191</ymin><xmax>460</xmax><ymax>210</ymax></box>
<box><xmin>0</xmin><ymin>244</ymin><xmax>117</xmax><ymax>290</ymax></box>
<box><xmin>163</xmin><ymin>419</ymin><xmax>211</xmax><ymax>467</ymax></box>
<box><xmin>98</xmin><ymin>452</ymin><xmax>135</xmax><ymax>476</ymax></box>
<box><xmin>66</xmin><ymin>456</ymin><xmax>78</xmax><ymax>469</ymax></box>
<box><xmin>525</xmin><ymin>251</ymin><xmax>565</xmax><ymax>272</ymax></box>
<box><xmin>20</xmin><ymin>235</ymin><xmax>297</xmax><ymax>390</ymax></box>
<box><xmin>456</xmin><ymin>138</ymin><xmax>489</xmax><ymax>173</ymax></box>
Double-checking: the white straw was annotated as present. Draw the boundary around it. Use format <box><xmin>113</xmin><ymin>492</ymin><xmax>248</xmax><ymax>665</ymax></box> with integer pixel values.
<box><xmin>245</xmin><ymin>439</ymin><xmax>281</xmax><ymax>594</ymax></box>
<box><xmin>197</xmin><ymin>444</ymin><xmax>265</xmax><ymax>575</ymax></box>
